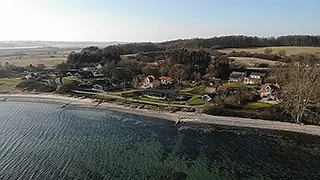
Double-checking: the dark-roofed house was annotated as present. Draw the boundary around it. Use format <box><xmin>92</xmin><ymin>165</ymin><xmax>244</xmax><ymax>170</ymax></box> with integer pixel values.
<box><xmin>228</xmin><ymin>71</ymin><xmax>246</xmax><ymax>82</ymax></box>
<box><xmin>66</xmin><ymin>70</ymin><xmax>94</xmax><ymax>79</ymax></box>
<box><xmin>143</xmin><ymin>88</ymin><xmax>178</xmax><ymax>100</ymax></box>
<box><xmin>244</xmin><ymin>72</ymin><xmax>266</xmax><ymax>85</ymax></box>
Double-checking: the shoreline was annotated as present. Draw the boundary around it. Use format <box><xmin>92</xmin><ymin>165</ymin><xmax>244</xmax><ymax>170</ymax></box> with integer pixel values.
<box><xmin>1</xmin><ymin>93</ymin><xmax>320</xmax><ymax>136</ymax></box>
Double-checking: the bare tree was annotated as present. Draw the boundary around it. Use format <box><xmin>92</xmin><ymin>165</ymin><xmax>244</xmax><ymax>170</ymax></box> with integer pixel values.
<box><xmin>169</xmin><ymin>64</ymin><xmax>187</xmax><ymax>84</ymax></box>
<box><xmin>272</xmin><ymin>57</ymin><xmax>320</xmax><ymax>124</ymax></box>
<box><xmin>264</xmin><ymin>48</ymin><xmax>273</xmax><ymax>55</ymax></box>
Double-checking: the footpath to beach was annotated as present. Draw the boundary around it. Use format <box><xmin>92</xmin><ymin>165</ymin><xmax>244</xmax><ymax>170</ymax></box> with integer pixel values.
<box><xmin>1</xmin><ymin>94</ymin><xmax>320</xmax><ymax>136</ymax></box>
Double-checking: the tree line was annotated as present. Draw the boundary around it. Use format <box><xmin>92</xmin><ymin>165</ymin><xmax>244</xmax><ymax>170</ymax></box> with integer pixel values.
<box><xmin>160</xmin><ymin>35</ymin><xmax>320</xmax><ymax>49</ymax></box>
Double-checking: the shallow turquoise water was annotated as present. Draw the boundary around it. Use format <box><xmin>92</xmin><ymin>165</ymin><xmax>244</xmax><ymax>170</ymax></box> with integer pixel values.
<box><xmin>0</xmin><ymin>101</ymin><xmax>319</xmax><ymax>180</ymax></box>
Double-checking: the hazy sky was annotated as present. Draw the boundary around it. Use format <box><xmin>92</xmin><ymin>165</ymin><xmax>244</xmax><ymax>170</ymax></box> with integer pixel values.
<box><xmin>0</xmin><ymin>0</ymin><xmax>319</xmax><ymax>42</ymax></box>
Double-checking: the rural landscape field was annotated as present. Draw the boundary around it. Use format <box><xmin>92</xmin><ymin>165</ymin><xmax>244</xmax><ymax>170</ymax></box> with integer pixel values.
<box><xmin>1</xmin><ymin>0</ymin><xmax>320</xmax><ymax>179</ymax></box>
<box><xmin>218</xmin><ymin>46</ymin><xmax>320</xmax><ymax>56</ymax></box>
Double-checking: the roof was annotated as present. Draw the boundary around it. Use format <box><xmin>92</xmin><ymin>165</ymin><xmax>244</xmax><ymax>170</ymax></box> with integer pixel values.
<box><xmin>160</xmin><ymin>76</ymin><xmax>172</xmax><ymax>81</ymax></box>
<box><xmin>230</xmin><ymin>71</ymin><xmax>246</xmax><ymax>78</ymax></box>
<box><xmin>230</xmin><ymin>71</ymin><xmax>246</xmax><ymax>75</ymax></box>
<box><xmin>147</xmin><ymin>75</ymin><xmax>156</xmax><ymax>81</ymax></box>
<box><xmin>261</xmin><ymin>83</ymin><xmax>281</xmax><ymax>90</ymax></box>
<box><xmin>250</xmin><ymin>72</ymin><xmax>266</xmax><ymax>77</ymax></box>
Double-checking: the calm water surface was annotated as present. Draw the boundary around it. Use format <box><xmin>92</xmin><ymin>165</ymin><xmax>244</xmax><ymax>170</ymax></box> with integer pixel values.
<box><xmin>0</xmin><ymin>101</ymin><xmax>319</xmax><ymax>180</ymax></box>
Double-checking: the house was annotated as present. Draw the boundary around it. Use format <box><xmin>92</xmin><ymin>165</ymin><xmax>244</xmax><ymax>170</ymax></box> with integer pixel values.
<box><xmin>25</xmin><ymin>72</ymin><xmax>39</xmax><ymax>80</ymax></box>
<box><xmin>228</xmin><ymin>71</ymin><xmax>246</xmax><ymax>82</ymax></box>
<box><xmin>82</xmin><ymin>67</ymin><xmax>95</xmax><ymax>72</ymax></box>
<box><xmin>96</xmin><ymin>64</ymin><xmax>103</xmax><ymax>70</ymax></box>
<box><xmin>133</xmin><ymin>75</ymin><xmax>160</xmax><ymax>89</ymax></box>
<box><xmin>55</xmin><ymin>77</ymin><xmax>63</xmax><ymax>85</ymax></box>
<box><xmin>66</xmin><ymin>70</ymin><xmax>94</xmax><ymax>79</ymax></box>
<box><xmin>244</xmin><ymin>72</ymin><xmax>266</xmax><ymax>85</ymax></box>
<box><xmin>91</xmin><ymin>79</ymin><xmax>117</xmax><ymax>91</ymax></box>
<box><xmin>159</xmin><ymin>76</ymin><xmax>172</xmax><ymax>85</ymax></box>
<box><xmin>93</xmin><ymin>84</ymin><xmax>104</xmax><ymax>91</ymax></box>
<box><xmin>143</xmin><ymin>89</ymin><xmax>178</xmax><ymax>100</ymax></box>
<box><xmin>260</xmin><ymin>83</ymin><xmax>281</xmax><ymax>100</ymax></box>
<box><xmin>209</xmin><ymin>78</ymin><xmax>223</xmax><ymax>89</ymax></box>
<box><xmin>143</xmin><ymin>75</ymin><xmax>156</xmax><ymax>88</ymax></box>
<box><xmin>201</xmin><ymin>92</ymin><xmax>218</xmax><ymax>102</ymax></box>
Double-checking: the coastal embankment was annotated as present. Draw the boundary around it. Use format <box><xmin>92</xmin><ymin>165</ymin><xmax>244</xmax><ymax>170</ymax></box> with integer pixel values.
<box><xmin>1</xmin><ymin>94</ymin><xmax>320</xmax><ymax>136</ymax></box>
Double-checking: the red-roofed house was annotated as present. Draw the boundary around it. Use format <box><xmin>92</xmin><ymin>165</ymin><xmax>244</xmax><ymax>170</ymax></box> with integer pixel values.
<box><xmin>260</xmin><ymin>83</ymin><xmax>281</xmax><ymax>100</ymax></box>
<box><xmin>159</xmin><ymin>76</ymin><xmax>172</xmax><ymax>85</ymax></box>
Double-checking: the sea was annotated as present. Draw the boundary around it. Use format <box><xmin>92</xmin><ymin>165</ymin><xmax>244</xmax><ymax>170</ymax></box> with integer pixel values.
<box><xmin>0</xmin><ymin>101</ymin><xmax>319</xmax><ymax>180</ymax></box>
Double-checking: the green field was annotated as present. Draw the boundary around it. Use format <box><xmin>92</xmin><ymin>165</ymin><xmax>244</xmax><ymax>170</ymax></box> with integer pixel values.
<box><xmin>218</xmin><ymin>46</ymin><xmax>320</xmax><ymax>56</ymax></box>
<box><xmin>187</xmin><ymin>95</ymin><xmax>206</xmax><ymax>106</ymax></box>
<box><xmin>243</xmin><ymin>102</ymin><xmax>273</xmax><ymax>109</ymax></box>
<box><xmin>0</xmin><ymin>78</ymin><xmax>23</xmax><ymax>93</ymax></box>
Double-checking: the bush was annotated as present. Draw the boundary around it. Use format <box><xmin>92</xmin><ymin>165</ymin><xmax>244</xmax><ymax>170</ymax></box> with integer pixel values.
<box><xmin>225</xmin><ymin>95</ymin><xmax>240</xmax><ymax>107</ymax></box>
<box><xmin>201</xmin><ymin>104</ymin><xmax>224</xmax><ymax>114</ymax></box>
<box><xmin>56</xmin><ymin>81</ymin><xmax>79</xmax><ymax>94</ymax></box>
<box><xmin>16</xmin><ymin>80</ymin><xmax>57</xmax><ymax>92</ymax></box>
<box><xmin>241</xmin><ymin>92</ymin><xmax>260</xmax><ymax>104</ymax></box>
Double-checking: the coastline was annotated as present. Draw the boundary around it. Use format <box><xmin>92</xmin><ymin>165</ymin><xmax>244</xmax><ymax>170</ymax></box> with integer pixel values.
<box><xmin>1</xmin><ymin>93</ymin><xmax>320</xmax><ymax>136</ymax></box>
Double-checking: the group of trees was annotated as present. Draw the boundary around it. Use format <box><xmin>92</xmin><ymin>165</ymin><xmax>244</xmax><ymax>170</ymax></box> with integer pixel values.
<box><xmin>0</xmin><ymin>62</ymin><xmax>45</xmax><ymax>78</ymax></box>
<box><xmin>161</xmin><ymin>35</ymin><xmax>320</xmax><ymax>49</ymax></box>
<box><xmin>161</xmin><ymin>49</ymin><xmax>211</xmax><ymax>81</ymax></box>
<box><xmin>272</xmin><ymin>53</ymin><xmax>320</xmax><ymax>124</ymax></box>
<box><xmin>207</xmin><ymin>55</ymin><xmax>230</xmax><ymax>79</ymax></box>
<box><xmin>65</xmin><ymin>35</ymin><xmax>320</xmax><ymax>69</ymax></box>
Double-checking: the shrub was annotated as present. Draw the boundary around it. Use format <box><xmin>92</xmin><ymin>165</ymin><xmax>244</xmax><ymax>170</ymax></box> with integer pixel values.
<box><xmin>56</xmin><ymin>81</ymin><xmax>79</xmax><ymax>94</ymax></box>
<box><xmin>16</xmin><ymin>80</ymin><xmax>57</xmax><ymax>92</ymax></box>
<box><xmin>201</xmin><ymin>104</ymin><xmax>224</xmax><ymax>114</ymax></box>
<box><xmin>241</xmin><ymin>92</ymin><xmax>259</xmax><ymax>104</ymax></box>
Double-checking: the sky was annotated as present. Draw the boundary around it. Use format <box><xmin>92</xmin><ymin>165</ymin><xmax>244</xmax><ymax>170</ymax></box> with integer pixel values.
<box><xmin>0</xmin><ymin>0</ymin><xmax>319</xmax><ymax>42</ymax></box>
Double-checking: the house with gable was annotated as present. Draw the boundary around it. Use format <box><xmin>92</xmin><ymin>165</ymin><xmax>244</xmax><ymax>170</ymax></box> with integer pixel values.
<box><xmin>228</xmin><ymin>71</ymin><xmax>246</xmax><ymax>82</ymax></box>
<box><xmin>244</xmin><ymin>72</ymin><xmax>266</xmax><ymax>85</ymax></box>
<box><xmin>159</xmin><ymin>76</ymin><xmax>173</xmax><ymax>85</ymax></box>
<box><xmin>260</xmin><ymin>83</ymin><xmax>281</xmax><ymax>100</ymax></box>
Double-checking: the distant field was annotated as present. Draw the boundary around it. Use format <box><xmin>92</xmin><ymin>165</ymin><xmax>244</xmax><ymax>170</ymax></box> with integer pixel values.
<box><xmin>218</xmin><ymin>46</ymin><xmax>320</xmax><ymax>56</ymax></box>
<box><xmin>0</xmin><ymin>57</ymin><xmax>65</xmax><ymax>68</ymax></box>
<box><xmin>230</xmin><ymin>57</ymin><xmax>285</xmax><ymax>67</ymax></box>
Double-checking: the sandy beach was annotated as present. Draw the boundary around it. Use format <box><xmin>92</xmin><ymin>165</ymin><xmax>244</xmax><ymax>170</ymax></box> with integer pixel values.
<box><xmin>1</xmin><ymin>93</ymin><xmax>320</xmax><ymax>136</ymax></box>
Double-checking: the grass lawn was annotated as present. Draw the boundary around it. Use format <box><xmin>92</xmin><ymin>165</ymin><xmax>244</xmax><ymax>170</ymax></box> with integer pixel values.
<box><xmin>187</xmin><ymin>95</ymin><xmax>206</xmax><ymax>106</ymax></box>
<box><xmin>180</xmin><ymin>87</ymin><xmax>205</xmax><ymax>96</ymax></box>
<box><xmin>243</xmin><ymin>102</ymin><xmax>273</xmax><ymax>110</ymax></box>
<box><xmin>0</xmin><ymin>78</ymin><xmax>23</xmax><ymax>93</ymax></box>
<box><xmin>62</xmin><ymin>77</ymin><xmax>82</xmax><ymax>84</ymax></box>
<box><xmin>218</xmin><ymin>46</ymin><xmax>320</xmax><ymax>56</ymax></box>
<box><xmin>112</xmin><ymin>89</ymin><xmax>143</xmax><ymax>96</ymax></box>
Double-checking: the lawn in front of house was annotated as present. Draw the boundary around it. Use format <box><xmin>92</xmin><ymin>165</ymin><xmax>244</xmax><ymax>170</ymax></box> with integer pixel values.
<box><xmin>243</xmin><ymin>102</ymin><xmax>273</xmax><ymax>110</ymax></box>
<box><xmin>187</xmin><ymin>95</ymin><xmax>206</xmax><ymax>106</ymax></box>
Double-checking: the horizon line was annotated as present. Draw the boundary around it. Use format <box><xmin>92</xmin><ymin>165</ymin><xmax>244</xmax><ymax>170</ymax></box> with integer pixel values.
<box><xmin>1</xmin><ymin>34</ymin><xmax>319</xmax><ymax>44</ymax></box>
